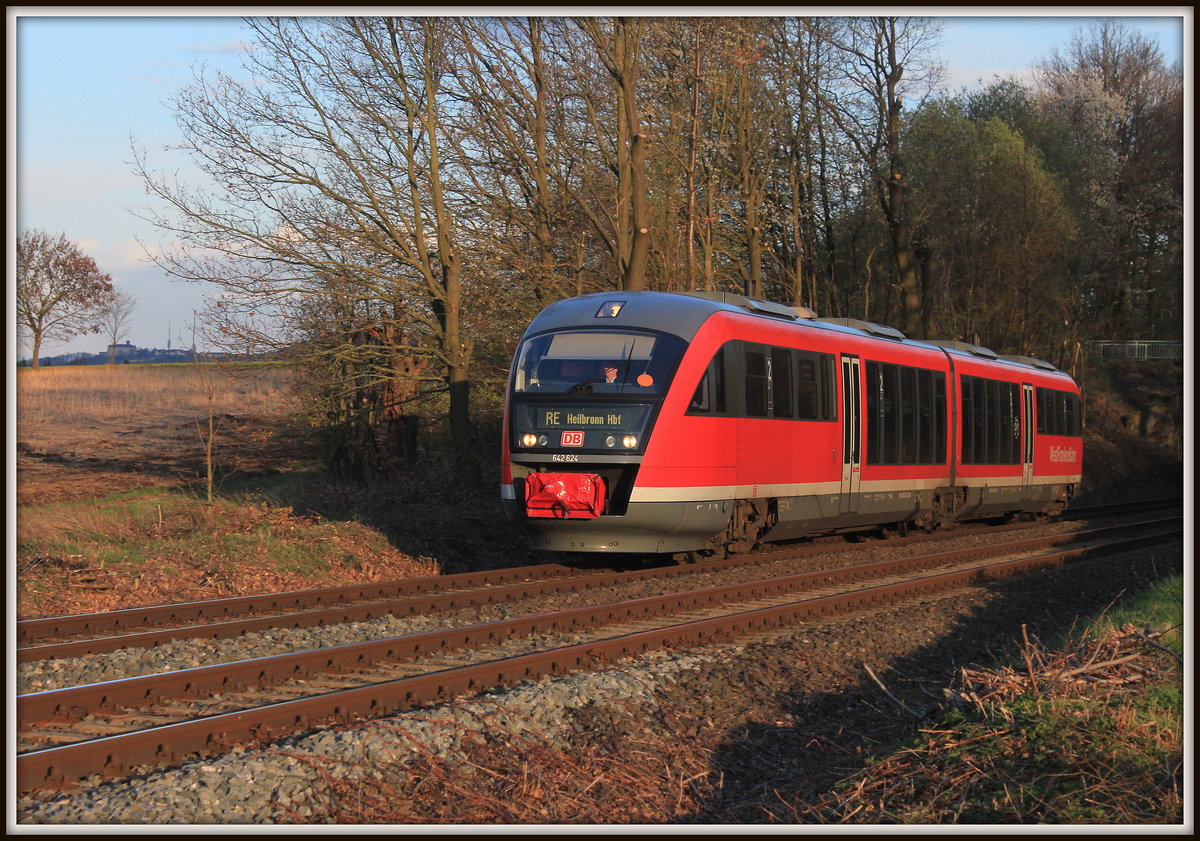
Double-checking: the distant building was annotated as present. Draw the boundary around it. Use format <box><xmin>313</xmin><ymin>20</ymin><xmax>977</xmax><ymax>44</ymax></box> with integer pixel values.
<box><xmin>21</xmin><ymin>343</ymin><xmax>271</xmax><ymax>367</ymax></box>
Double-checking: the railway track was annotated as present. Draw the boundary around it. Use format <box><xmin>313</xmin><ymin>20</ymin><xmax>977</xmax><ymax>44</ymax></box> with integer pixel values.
<box><xmin>16</xmin><ymin>497</ymin><xmax>1179</xmax><ymax>664</ymax></box>
<box><xmin>17</xmin><ymin>511</ymin><xmax>1181</xmax><ymax>791</ymax></box>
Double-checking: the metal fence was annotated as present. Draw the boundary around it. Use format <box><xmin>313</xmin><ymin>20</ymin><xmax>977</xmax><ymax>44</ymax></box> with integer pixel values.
<box><xmin>1090</xmin><ymin>340</ymin><xmax>1184</xmax><ymax>362</ymax></box>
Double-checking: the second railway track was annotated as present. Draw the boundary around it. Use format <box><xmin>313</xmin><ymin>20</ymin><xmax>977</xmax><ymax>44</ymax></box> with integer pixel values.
<box><xmin>16</xmin><ymin>497</ymin><xmax>1179</xmax><ymax>665</ymax></box>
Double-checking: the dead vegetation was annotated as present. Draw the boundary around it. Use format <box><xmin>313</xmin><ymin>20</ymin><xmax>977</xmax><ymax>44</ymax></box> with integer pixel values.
<box><xmin>15</xmin><ymin>363</ymin><xmax>308</xmax><ymax>506</ymax></box>
<box><xmin>16</xmin><ymin>496</ymin><xmax>437</xmax><ymax>619</ymax></box>
<box><xmin>264</xmin><ymin>701</ymin><xmax>718</xmax><ymax>824</ymax></box>
<box><xmin>794</xmin><ymin>623</ymin><xmax>1184</xmax><ymax>824</ymax></box>
<box><xmin>15</xmin><ymin>362</ymin><xmax>295</xmax><ymax>427</ymax></box>
<box><xmin>249</xmin><ymin>614</ymin><xmax>1182</xmax><ymax>825</ymax></box>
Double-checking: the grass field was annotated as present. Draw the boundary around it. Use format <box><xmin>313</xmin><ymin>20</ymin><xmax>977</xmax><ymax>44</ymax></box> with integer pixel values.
<box><xmin>13</xmin><ymin>362</ymin><xmax>510</xmax><ymax>618</ymax></box>
<box><xmin>16</xmin><ymin>362</ymin><xmax>296</xmax><ymax>430</ymax></box>
<box><xmin>15</xmin><ymin>362</ymin><xmax>309</xmax><ymax>506</ymax></box>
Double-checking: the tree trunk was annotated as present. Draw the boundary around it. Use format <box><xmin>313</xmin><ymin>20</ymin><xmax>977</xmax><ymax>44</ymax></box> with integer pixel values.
<box><xmin>446</xmin><ymin>365</ymin><xmax>477</xmax><ymax>484</ymax></box>
<box><xmin>882</xmin><ymin>19</ymin><xmax>922</xmax><ymax>338</ymax></box>
<box><xmin>613</xmin><ymin>18</ymin><xmax>649</xmax><ymax>292</ymax></box>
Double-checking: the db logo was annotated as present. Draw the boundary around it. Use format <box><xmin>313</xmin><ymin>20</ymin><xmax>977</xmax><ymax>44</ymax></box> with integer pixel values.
<box><xmin>561</xmin><ymin>431</ymin><xmax>585</xmax><ymax>447</ymax></box>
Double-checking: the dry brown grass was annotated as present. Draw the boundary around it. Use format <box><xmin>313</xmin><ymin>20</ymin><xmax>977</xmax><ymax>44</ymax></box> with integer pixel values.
<box><xmin>15</xmin><ymin>362</ymin><xmax>307</xmax><ymax>506</ymax></box>
<box><xmin>14</xmin><ymin>361</ymin><xmax>449</xmax><ymax>619</ymax></box>
<box><xmin>15</xmin><ymin>362</ymin><xmax>295</xmax><ymax>432</ymax></box>
<box><xmin>17</xmin><ymin>493</ymin><xmax>438</xmax><ymax>619</ymax></box>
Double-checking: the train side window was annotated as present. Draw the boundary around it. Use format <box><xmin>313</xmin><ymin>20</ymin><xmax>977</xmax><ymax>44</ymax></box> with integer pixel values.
<box><xmin>821</xmin><ymin>356</ymin><xmax>837</xmax><ymax>421</ymax></box>
<box><xmin>1006</xmin><ymin>383</ymin><xmax>1021</xmax><ymax>463</ymax></box>
<box><xmin>1035</xmin><ymin>386</ymin><xmax>1081</xmax><ymax>437</ymax></box>
<box><xmin>795</xmin><ymin>354</ymin><xmax>818</xmax><ymax>419</ymax></box>
<box><xmin>688</xmin><ymin>347</ymin><xmax>726</xmax><ymax>415</ymax></box>
<box><xmin>962</xmin><ymin>377</ymin><xmax>976</xmax><ymax>463</ymax></box>
<box><xmin>1063</xmin><ymin>391</ymin><xmax>1081</xmax><ymax>436</ymax></box>
<box><xmin>866</xmin><ymin>361</ymin><xmax>899</xmax><ymax>464</ymax></box>
<box><xmin>868</xmin><ymin>359</ymin><xmax>888</xmax><ymax>458</ymax></box>
<box><xmin>772</xmin><ymin>348</ymin><xmax>794</xmax><ymax>418</ymax></box>
<box><xmin>934</xmin><ymin>372</ymin><xmax>947</xmax><ymax>460</ymax></box>
<box><xmin>1001</xmin><ymin>381</ymin><xmax>1018</xmax><ymax>463</ymax></box>
<box><xmin>917</xmin><ymin>369</ymin><xmax>933</xmax><ymax>463</ymax></box>
<box><xmin>900</xmin><ymin>366</ymin><xmax>918</xmax><ymax>462</ymax></box>
<box><xmin>882</xmin><ymin>365</ymin><xmax>901</xmax><ymax>463</ymax></box>
<box><xmin>963</xmin><ymin>374</ymin><xmax>1022</xmax><ymax>464</ymax></box>
<box><xmin>700</xmin><ymin>341</ymin><xmax>836</xmax><ymax>422</ymax></box>
<box><xmin>745</xmin><ymin>347</ymin><xmax>769</xmax><ymax>417</ymax></box>
<box><xmin>866</xmin><ymin>360</ymin><xmax>945</xmax><ymax>465</ymax></box>
<box><xmin>987</xmin><ymin>379</ymin><xmax>1001</xmax><ymax>464</ymax></box>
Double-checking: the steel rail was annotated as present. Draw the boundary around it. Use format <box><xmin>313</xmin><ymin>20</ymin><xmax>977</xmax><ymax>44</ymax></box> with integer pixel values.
<box><xmin>17</xmin><ymin>523</ymin><xmax>1180</xmax><ymax>790</ymax></box>
<box><xmin>19</xmin><ymin>496</ymin><xmax>1175</xmax><ymax>646</ymax></box>
<box><xmin>16</xmin><ymin>514</ymin><xmax>1173</xmax><ymax>664</ymax></box>
<box><xmin>16</xmin><ymin>562</ymin><xmax>591</xmax><ymax>645</ymax></box>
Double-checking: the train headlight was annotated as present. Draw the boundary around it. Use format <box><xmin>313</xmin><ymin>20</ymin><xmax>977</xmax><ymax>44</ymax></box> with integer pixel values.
<box><xmin>605</xmin><ymin>435</ymin><xmax>617</xmax><ymax>448</ymax></box>
<box><xmin>621</xmin><ymin>435</ymin><xmax>638</xmax><ymax>449</ymax></box>
<box><xmin>520</xmin><ymin>433</ymin><xmax>539</xmax><ymax>448</ymax></box>
<box><xmin>537</xmin><ymin>434</ymin><xmax>549</xmax><ymax>447</ymax></box>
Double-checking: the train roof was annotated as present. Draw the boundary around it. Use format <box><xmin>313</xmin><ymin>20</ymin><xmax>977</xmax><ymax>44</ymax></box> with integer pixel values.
<box><xmin>524</xmin><ymin>290</ymin><xmax>1072</xmax><ymax>380</ymax></box>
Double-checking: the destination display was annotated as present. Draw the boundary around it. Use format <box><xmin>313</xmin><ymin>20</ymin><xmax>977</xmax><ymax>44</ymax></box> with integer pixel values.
<box><xmin>516</xmin><ymin>403</ymin><xmax>650</xmax><ymax>432</ymax></box>
<box><xmin>540</xmin><ymin>410</ymin><xmax>626</xmax><ymax>428</ymax></box>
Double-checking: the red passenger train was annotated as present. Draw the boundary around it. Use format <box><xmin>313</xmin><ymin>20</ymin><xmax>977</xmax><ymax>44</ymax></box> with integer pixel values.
<box><xmin>500</xmin><ymin>291</ymin><xmax>1083</xmax><ymax>559</ymax></box>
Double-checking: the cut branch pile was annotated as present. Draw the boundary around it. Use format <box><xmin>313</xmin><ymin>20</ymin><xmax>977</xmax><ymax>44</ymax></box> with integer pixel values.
<box><xmin>946</xmin><ymin>623</ymin><xmax>1182</xmax><ymax>711</ymax></box>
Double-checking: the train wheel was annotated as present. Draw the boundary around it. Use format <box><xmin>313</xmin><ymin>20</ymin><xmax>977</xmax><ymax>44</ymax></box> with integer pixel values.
<box><xmin>724</xmin><ymin>499</ymin><xmax>773</xmax><ymax>555</ymax></box>
<box><xmin>931</xmin><ymin>488</ymin><xmax>964</xmax><ymax>531</ymax></box>
<box><xmin>676</xmin><ymin>499</ymin><xmax>775</xmax><ymax>563</ymax></box>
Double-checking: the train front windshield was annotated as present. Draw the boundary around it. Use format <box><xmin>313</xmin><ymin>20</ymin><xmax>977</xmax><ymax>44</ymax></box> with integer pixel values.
<box><xmin>513</xmin><ymin>330</ymin><xmax>686</xmax><ymax>396</ymax></box>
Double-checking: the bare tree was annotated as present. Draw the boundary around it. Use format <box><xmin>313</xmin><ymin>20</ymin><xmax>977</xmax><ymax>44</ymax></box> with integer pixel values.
<box><xmin>819</xmin><ymin>17</ymin><xmax>943</xmax><ymax>337</ymax></box>
<box><xmin>559</xmin><ymin>17</ymin><xmax>652</xmax><ymax>291</ymax></box>
<box><xmin>132</xmin><ymin>17</ymin><xmax>480</xmax><ymax>481</ymax></box>
<box><xmin>98</xmin><ymin>289</ymin><xmax>137</xmax><ymax>363</ymax></box>
<box><xmin>17</xmin><ymin>229</ymin><xmax>115</xmax><ymax>367</ymax></box>
<box><xmin>450</xmin><ymin>18</ymin><xmax>570</xmax><ymax>308</ymax></box>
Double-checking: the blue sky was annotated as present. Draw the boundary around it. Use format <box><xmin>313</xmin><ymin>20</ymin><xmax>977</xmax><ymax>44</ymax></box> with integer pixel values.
<box><xmin>8</xmin><ymin>9</ymin><xmax>1191</xmax><ymax>359</ymax></box>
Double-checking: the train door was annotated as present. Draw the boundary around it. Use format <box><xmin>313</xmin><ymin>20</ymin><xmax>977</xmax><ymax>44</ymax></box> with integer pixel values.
<box><xmin>840</xmin><ymin>356</ymin><xmax>861</xmax><ymax>514</ymax></box>
<box><xmin>1021</xmin><ymin>383</ymin><xmax>1035</xmax><ymax>490</ymax></box>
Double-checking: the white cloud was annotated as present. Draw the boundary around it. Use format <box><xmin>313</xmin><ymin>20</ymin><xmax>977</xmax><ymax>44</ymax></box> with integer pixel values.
<box><xmin>103</xmin><ymin>239</ymin><xmax>159</xmax><ymax>272</ymax></box>
<box><xmin>184</xmin><ymin>39</ymin><xmax>254</xmax><ymax>56</ymax></box>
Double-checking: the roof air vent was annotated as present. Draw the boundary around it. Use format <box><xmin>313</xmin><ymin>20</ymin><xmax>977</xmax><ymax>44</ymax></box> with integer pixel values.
<box><xmin>1000</xmin><ymin>354</ymin><xmax>1058</xmax><ymax>371</ymax></box>
<box><xmin>926</xmin><ymin>340</ymin><xmax>999</xmax><ymax>360</ymax></box>
<box><xmin>817</xmin><ymin>317</ymin><xmax>906</xmax><ymax>340</ymax></box>
<box><xmin>683</xmin><ymin>291</ymin><xmax>807</xmax><ymax>322</ymax></box>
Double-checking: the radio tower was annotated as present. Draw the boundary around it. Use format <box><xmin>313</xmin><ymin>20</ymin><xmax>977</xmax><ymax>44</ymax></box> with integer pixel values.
<box><xmin>167</xmin><ymin>319</ymin><xmax>172</xmax><ymax>351</ymax></box>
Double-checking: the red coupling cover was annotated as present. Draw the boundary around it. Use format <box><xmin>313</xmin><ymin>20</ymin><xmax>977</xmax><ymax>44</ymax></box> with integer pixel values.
<box><xmin>524</xmin><ymin>473</ymin><xmax>607</xmax><ymax>519</ymax></box>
